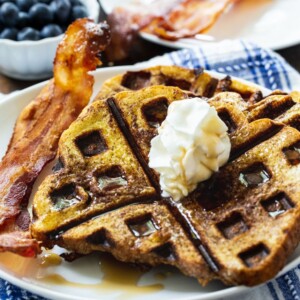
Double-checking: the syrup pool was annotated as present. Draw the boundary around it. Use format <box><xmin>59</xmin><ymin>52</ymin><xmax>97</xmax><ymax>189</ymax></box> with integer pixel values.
<box><xmin>0</xmin><ymin>251</ymin><xmax>165</xmax><ymax>299</ymax></box>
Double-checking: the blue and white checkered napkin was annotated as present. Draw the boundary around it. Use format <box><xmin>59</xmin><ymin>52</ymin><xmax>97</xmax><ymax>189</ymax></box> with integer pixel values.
<box><xmin>2</xmin><ymin>39</ymin><xmax>300</xmax><ymax>300</ymax></box>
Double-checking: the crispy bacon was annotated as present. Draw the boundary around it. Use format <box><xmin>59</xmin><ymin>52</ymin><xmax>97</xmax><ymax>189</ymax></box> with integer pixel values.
<box><xmin>106</xmin><ymin>0</ymin><xmax>237</xmax><ymax>61</ymax></box>
<box><xmin>143</xmin><ymin>0</ymin><xmax>237</xmax><ymax>40</ymax></box>
<box><xmin>0</xmin><ymin>19</ymin><xmax>110</xmax><ymax>257</ymax></box>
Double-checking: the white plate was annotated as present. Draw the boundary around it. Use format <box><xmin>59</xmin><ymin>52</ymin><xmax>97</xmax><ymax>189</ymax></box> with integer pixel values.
<box><xmin>0</xmin><ymin>66</ymin><xmax>298</xmax><ymax>300</ymax></box>
<box><xmin>100</xmin><ymin>0</ymin><xmax>300</xmax><ymax>50</ymax></box>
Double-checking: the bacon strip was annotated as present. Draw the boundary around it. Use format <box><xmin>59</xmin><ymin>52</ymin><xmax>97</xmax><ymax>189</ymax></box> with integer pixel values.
<box><xmin>106</xmin><ymin>0</ymin><xmax>237</xmax><ymax>61</ymax></box>
<box><xmin>0</xmin><ymin>19</ymin><xmax>110</xmax><ymax>257</ymax></box>
<box><xmin>143</xmin><ymin>0</ymin><xmax>237</xmax><ymax>40</ymax></box>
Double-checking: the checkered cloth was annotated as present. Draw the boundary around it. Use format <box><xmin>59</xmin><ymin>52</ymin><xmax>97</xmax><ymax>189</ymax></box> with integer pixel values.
<box><xmin>1</xmin><ymin>39</ymin><xmax>300</xmax><ymax>300</ymax></box>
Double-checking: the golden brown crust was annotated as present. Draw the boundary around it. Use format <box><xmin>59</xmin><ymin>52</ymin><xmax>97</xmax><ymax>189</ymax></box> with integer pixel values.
<box><xmin>31</xmin><ymin>100</ymin><xmax>156</xmax><ymax>246</ymax></box>
<box><xmin>31</xmin><ymin>68</ymin><xmax>300</xmax><ymax>285</ymax></box>
<box><xmin>94</xmin><ymin>65</ymin><xmax>261</xmax><ymax>102</ymax></box>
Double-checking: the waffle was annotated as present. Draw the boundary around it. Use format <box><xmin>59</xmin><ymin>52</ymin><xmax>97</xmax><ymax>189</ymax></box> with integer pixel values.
<box><xmin>31</xmin><ymin>84</ymin><xmax>300</xmax><ymax>287</ymax></box>
<box><xmin>95</xmin><ymin>65</ymin><xmax>263</xmax><ymax>104</ymax></box>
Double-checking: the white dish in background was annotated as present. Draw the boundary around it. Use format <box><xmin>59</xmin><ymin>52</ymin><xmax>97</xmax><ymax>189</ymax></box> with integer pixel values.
<box><xmin>0</xmin><ymin>0</ymin><xmax>100</xmax><ymax>80</ymax></box>
<box><xmin>100</xmin><ymin>0</ymin><xmax>300</xmax><ymax>50</ymax></box>
<box><xmin>0</xmin><ymin>65</ymin><xmax>299</xmax><ymax>300</ymax></box>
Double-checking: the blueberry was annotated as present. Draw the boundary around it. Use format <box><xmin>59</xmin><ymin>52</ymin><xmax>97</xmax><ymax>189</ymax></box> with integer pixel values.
<box><xmin>70</xmin><ymin>5</ymin><xmax>87</xmax><ymax>21</ymax></box>
<box><xmin>52</xmin><ymin>0</ymin><xmax>70</xmax><ymax>24</ymax></box>
<box><xmin>0</xmin><ymin>0</ymin><xmax>16</xmax><ymax>4</ymax></box>
<box><xmin>70</xmin><ymin>0</ymin><xmax>83</xmax><ymax>6</ymax></box>
<box><xmin>0</xmin><ymin>27</ymin><xmax>17</xmax><ymax>40</ymax></box>
<box><xmin>0</xmin><ymin>2</ymin><xmax>19</xmax><ymax>27</ymax></box>
<box><xmin>37</xmin><ymin>0</ymin><xmax>52</xmax><ymax>3</ymax></box>
<box><xmin>16</xmin><ymin>0</ymin><xmax>36</xmax><ymax>11</ymax></box>
<box><xmin>17</xmin><ymin>11</ymin><xmax>29</xmax><ymax>27</ymax></box>
<box><xmin>17</xmin><ymin>26</ymin><xmax>39</xmax><ymax>40</ymax></box>
<box><xmin>28</xmin><ymin>3</ymin><xmax>53</xmax><ymax>28</ymax></box>
<box><xmin>40</xmin><ymin>23</ymin><xmax>61</xmax><ymax>38</ymax></box>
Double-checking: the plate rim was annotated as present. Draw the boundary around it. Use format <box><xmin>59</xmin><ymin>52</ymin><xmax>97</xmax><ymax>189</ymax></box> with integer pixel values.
<box><xmin>0</xmin><ymin>65</ymin><xmax>298</xmax><ymax>300</ymax></box>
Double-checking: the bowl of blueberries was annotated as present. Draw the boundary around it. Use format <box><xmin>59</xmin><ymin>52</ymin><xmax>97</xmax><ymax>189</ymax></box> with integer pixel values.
<box><xmin>0</xmin><ymin>0</ymin><xmax>100</xmax><ymax>80</ymax></box>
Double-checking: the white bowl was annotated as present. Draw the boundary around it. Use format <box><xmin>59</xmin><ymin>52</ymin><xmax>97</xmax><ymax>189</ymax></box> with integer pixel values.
<box><xmin>0</xmin><ymin>0</ymin><xmax>100</xmax><ymax>80</ymax></box>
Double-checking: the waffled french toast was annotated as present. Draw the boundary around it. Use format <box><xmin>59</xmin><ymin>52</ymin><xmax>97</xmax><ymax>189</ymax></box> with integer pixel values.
<box><xmin>95</xmin><ymin>65</ymin><xmax>263</xmax><ymax>103</ymax></box>
<box><xmin>31</xmin><ymin>68</ymin><xmax>300</xmax><ymax>287</ymax></box>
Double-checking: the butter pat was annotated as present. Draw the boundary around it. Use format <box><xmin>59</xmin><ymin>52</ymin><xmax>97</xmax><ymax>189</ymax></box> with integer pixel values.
<box><xmin>148</xmin><ymin>97</ymin><xmax>231</xmax><ymax>201</ymax></box>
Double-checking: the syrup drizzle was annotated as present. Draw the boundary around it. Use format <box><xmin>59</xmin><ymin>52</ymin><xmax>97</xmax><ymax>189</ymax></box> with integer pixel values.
<box><xmin>163</xmin><ymin>198</ymin><xmax>219</xmax><ymax>272</ymax></box>
<box><xmin>0</xmin><ymin>252</ymin><xmax>42</xmax><ymax>278</ymax></box>
<box><xmin>42</xmin><ymin>254</ymin><xmax>165</xmax><ymax>298</ymax></box>
<box><xmin>0</xmin><ymin>252</ymin><xmax>163</xmax><ymax>299</ymax></box>
<box><xmin>98</xmin><ymin>176</ymin><xmax>127</xmax><ymax>190</ymax></box>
